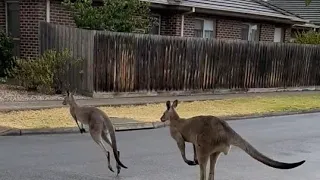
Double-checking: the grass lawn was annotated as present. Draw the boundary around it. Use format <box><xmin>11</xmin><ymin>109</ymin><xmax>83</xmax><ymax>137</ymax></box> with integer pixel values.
<box><xmin>1</xmin><ymin>93</ymin><xmax>320</xmax><ymax>129</ymax></box>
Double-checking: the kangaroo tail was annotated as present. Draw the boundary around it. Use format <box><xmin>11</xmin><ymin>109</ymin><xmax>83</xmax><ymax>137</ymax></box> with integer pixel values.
<box><xmin>102</xmin><ymin>113</ymin><xmax>128</xmax><ymax>169</ymax></box>
<box><xmin>225</xmin><ymin>124</ymin><xmax>305</xmax><ymax>169</ymax></box>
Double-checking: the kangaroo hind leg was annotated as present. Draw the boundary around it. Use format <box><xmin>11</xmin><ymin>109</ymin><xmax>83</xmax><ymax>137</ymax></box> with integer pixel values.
<box><xmin>101</xmin><ymin>132</ymin><xmax>121</xmax><ymax>175</ymax></box>
<box><xmin>197</xmin><ymin>154</ymin><xmax>209</xmax><ymax>180</ymax></box>
<box><xmin>90</xmin><ymin>130</ymin><xmax>114</xmax><ymax>173</ymax></box>
<box><xmin>208</xmin><ymin>152</ymin><xmax>221</xmax><ymax>180</ymax></box>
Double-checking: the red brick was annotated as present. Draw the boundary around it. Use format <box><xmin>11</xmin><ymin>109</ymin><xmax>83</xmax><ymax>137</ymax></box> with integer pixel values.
<box><xmin>157</xmin><ymin>12</ymin><xmax>292</xmax><ymax>43</ymax></box>
<box><xmin>19</xmin><ymin>0</ymin><xmax>46</xmax><ymax>59</ymax></box>
<box><xmin>160</xmin><ymin>14</ymin><xmax>181</xmax><ymax>36</ymax></box>
<box><xmin>50</xmin><ymin>0</ymin><xmax>75</xmax><ymax>27</ymax></box>
<box><xmin>260</xmin><ymin>24</ymin><xmax>275</xmax><ymax>42</ymax></box>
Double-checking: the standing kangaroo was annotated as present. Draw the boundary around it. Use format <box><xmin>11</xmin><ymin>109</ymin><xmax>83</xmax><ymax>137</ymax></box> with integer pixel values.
<box><xmin>62</xmin><ymin>90</ymin><xmax>127</xmax><ymax>175</ymax></box>
<box><xmin>160</xmin><ymin>99</ymin><xmax>305</xmax><ymax>180</ymax></box>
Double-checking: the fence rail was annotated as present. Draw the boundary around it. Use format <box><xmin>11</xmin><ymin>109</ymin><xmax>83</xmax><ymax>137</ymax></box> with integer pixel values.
<box><xmin>39</xmin><ymin>22</ymin><xmax>320</xmax><ymax>95</ymax></box>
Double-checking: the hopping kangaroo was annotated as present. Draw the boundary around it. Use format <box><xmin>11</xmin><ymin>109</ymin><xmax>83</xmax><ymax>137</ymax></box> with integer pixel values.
<box><xmin>160</xmin><ymin>100</ymin><xmax>305</xmax><ymax>180</ymax></box>
<box><xmin>62</xmin><ymin>90</ymin><xmax>127</xmax><ymax>175</ymax></box>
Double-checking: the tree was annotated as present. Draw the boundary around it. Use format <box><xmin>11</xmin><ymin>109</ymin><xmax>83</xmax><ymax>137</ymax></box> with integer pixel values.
<box><xmin>62</xmin><ymin>0</ymin><xmax>154</xmax><ymax>33</ymax></box>
<box><xmin>305</xmin><ymin>0</ymin><xmax>311</xmax><ymax>6</ymax></box>
<box><xmin>294</xmin><ymin>31</ymin><xmax>320</xmax><ymax>44</ymax></box>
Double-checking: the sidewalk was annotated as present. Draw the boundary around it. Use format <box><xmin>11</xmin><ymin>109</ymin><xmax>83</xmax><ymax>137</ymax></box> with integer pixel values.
<box><xmin>0</xmin><ymin>90</ymin><xmax>319</xmax><ymax>112</ymax></box>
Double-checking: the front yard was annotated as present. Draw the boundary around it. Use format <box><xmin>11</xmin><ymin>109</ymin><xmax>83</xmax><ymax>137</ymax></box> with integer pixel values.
<box><xmin>1</xmin><ymin>93</ymin><xmax>320</xmax><ymax>129</ymax></box>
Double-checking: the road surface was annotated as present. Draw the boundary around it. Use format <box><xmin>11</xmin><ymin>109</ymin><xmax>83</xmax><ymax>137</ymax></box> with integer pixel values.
<box><xmin>1</xmin><ymin>113</ymin><xmax>320</xmax><ymax>180</ymax></box>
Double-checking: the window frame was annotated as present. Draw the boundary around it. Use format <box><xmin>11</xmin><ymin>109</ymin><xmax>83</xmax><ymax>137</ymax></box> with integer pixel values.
<box><xmin>274</xmin><ymin>26</ymin><xmax>285</xmax><ymax>43</ymax></box>
<box><xmin>241</xmin><ymin>22</ymin><xmax>260</xmax><ymax>42</ymax></box>
<box><xmin>5</xmin><ymin>0</ymin><xmax>20</xmax><ymax>57</ymax></box>
<box><xmin>5</xmin><ymin>0</ymin><xmax>20</xmax><ymax>39</ymax></box>
<box><xmin>149</xmin><ymin>14</ymin><xmax>161</xmax><ymax>35</ymax></box>
<box><xmin>194</xmin><ymin>18</ymin><xmax>216</xmax><ymax>39</ymax></box>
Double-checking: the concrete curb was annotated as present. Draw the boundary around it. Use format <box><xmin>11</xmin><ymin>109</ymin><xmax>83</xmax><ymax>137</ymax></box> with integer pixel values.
<box><xmin>219</xmin><ymin>108</ymin><xmax>320</xmax><ymax>121</ymax></box>
<box><xmin>0</xmin><ymin>128</ymin><xmax>21</xmax><ymax>136</ymax></box>
<box><xmin>0</xmin><ymin>122</ymin><xmax>167</xmax><ymax>136</ymax></box>
<box><xmin>1</xmin><ymin>109</ymin><xmax>320</xmax><ymax>136</ymax></box>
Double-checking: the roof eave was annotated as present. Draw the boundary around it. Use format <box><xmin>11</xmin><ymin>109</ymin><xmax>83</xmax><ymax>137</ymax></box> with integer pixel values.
<box><xmin>144</xmin><ymin>1</ymin><xmax>308</xmax><ymax>25</ymax></box>
<box><xmin>148</xmin><ymin>2</ymin><xmax>192</xmax><ymax>12</ymax></box>
<box><xmin>289</xmin><ymin>17</ymin><xmax>310</xmax><ymax>25</ymax></box>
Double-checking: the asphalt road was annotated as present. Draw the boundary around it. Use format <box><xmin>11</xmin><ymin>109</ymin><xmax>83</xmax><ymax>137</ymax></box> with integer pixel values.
<box><xmin>1</xmin><ymin>113</ymin><xmax>320</xmax><ymax>180</ymax></box>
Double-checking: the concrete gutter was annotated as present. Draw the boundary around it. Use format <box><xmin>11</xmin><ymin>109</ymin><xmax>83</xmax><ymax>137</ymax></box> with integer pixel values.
<box><xmin>2</xmin><ymin>108</ymin><xmax>320</xmax><ymax>136</ymax></box>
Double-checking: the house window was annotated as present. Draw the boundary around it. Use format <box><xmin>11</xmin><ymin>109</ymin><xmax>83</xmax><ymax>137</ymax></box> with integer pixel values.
<box><xmin>241</xmin><ymin>23</ymin><xmax>260</xmax><ymax>41</ymax></box>
<box><xmin>274</xmin><ymin>27</ymin><xmax>285</xmax><ymax>42</ymax></box>
<box><xmin>194</xmin><ymin>19</ymin><xmax>215</xmax><ymax>38</ymax></box>
<box><xmin>6</xmin><ymin>1</ymin><xmax>20</xmax><ymax>57</ymax></box>
<box><xmin>149</xmin><ymin>15</ymin><xmax>161</xmax><ymax>35</ymax></box>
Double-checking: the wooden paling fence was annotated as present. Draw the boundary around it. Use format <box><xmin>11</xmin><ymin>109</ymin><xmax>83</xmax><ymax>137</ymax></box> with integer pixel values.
<box><xmin>39</xmin><ymin>22</ymin><xmax>95</xmax><ymax>95</ymax></box>
<box><xmin>39</xmin><ymin>22</ymin><xmax>320</xmax><ymax>95</ymax></box>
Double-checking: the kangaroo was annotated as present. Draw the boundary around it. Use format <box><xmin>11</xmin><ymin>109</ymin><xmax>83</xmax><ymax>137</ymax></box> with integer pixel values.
<box><xmin>62</xmin><ymin>90</ymin><xmax>127</xmax><ymax>175</ymax></box>
<box><xmin>160</xmin><ymin>99</ymin><xmax>306</xmax><ymax>180</ymax></box>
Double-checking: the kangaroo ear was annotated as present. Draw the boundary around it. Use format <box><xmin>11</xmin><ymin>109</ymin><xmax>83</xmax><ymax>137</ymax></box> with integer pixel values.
<box><xmin>166</xmin><ymin>101</ymin><xmax>171</xmax><ymax>110</ymax></box>
<box><xmin>172</xmin><ymin>99</ymin><xmax>178</xmax><ymax>108</ymax></box>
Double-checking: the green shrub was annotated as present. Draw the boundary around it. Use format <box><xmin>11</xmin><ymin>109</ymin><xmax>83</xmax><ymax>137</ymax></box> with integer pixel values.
<box><xmin>294</xmin><ymin>30</ymin><xmax>320</xmax><ymax>44</ymax></box>
<box><xmin>13</xmin><ymin>49</ymin><xmax>83</xmax><ymax>94</ymax></box>
<box><xmin>0</xmin><ymin>30</ymin><xmax>15</xmax><ymax>78</ymax></box>
<box><xmin>62</xmin><ymin>0</ymin><xmax>152</xmax><ymax>33</ymax></box>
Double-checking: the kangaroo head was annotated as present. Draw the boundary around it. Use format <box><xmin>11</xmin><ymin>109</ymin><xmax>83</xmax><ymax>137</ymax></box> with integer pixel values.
<box><xmin>62</xmin><ymin>90</ymin><xmax>75</xmax><ymax>105</ymax></box>
<box><xmin>160</xmin><ymin>99</ymin><xmax>179</xmax><ymax>122</ymax></box>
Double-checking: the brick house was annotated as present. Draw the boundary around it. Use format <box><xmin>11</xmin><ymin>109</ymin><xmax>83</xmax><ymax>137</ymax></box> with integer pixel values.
<box><xmin>0</xmin><ymin>0</ymin><xmax>308</xmax><ymax>59</ymax></box>
<box><xmin>145</xmin><ymin>0</ymin><xmax>308</xmax><ymax>42</ymax></box>
<box><xmin>0</xmin><ymin>0</ymin><xmax>76</xmax><ymax>59</ymax></box>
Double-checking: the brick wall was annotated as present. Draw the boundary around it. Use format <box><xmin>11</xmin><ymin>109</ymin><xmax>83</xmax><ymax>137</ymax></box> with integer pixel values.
<box><xmin>161</xmin><ymin>12</ymin><xmax>291</xmax><ymax>43</ymax></box>
<box><xmin>260</xmin><ymin>24</ymin><xmax>275</xmax><ymax>42</ymax></box>
<box><xmin>183</xmin><ymin>15</ymin><xmax>194</xmax><ymax>37</ymax></box>
<box><xmin>182</xmin><ymin>13</ymin><xmax>278</xmax><ymax>41</ymax></box>
<box><xmin>0</xmin><ymin>1</ymin><xmax>5</xmax><ymax>31</ymax></box>
<box><xmin>18</xmin><ymin>0</ymin><xmax>75</xmax><ymax>59</ymax></box>
<box><xmin>183</xmin><ymin>14</ymin><xmax>244</xmax><ymax>40</ymax></box>
<box><xmin>216</xmin><ymin>19</ymin><xmax>242</xmax><ymax>39</ymax></box>
<box><xmin>0</xmin><ymin>0</ymin><xmax>80</xmax><ymax>59</ymax></box>
<box><xmin>175</xmin><ymin>15</ymin><xmax>182</xmax><ymax>36</ymax></box>
<box><xmin>20</xmin><ymin>0</ymin><xmax>46</xmax><ymax>59</ymax></box>
<box><xmin>50</xmin><ymin>0</ymin><xmax>75</xmax><ymax>26</ymax></box>
<box><xmin>160</xmin><ymin>13</ymin><xmax>181</xmax><ymax>36</ymax></box>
